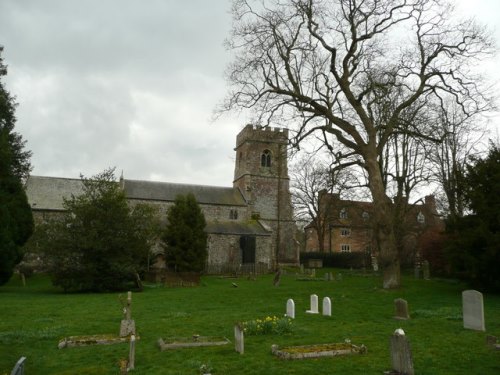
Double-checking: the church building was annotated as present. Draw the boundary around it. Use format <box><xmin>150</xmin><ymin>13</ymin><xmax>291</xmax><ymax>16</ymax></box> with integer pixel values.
<box><xmin>25</xmin><ymin>125</ymin><xmax>298</xmax><ymax>273</ymax></box>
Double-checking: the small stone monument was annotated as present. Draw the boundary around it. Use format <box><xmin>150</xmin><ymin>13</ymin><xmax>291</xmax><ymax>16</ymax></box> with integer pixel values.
<box><xmin>311</xmin><ymin>268</ymin><xmax>316</xmax><ymax>277</ymax></box>
<box><xmin>234</xmin><ymin>324</ymin><xmax>244</xmax><ymax>354</ymax></box>
<box><xmin>128</xmin><ymin>334</ymin><xmax>136</xmax><ymax>371</ymax></box>
<box><xmin>388</xmin><ymin>329</ymin><xmax>414</xmax><ymax>375</ymax></box>
<box><xmin>336</xmin><ymin>273</ymin><xmax>343</xmax><ymax>281</ymax></box>
<box><xmin>422</xmin><ymin>260</ymin><xmax>430</xmax><ymax>280</ymax></box>
<box><xmin>300</xmin><ymin>264</ymin><xmax>304</xmax><ymax>274</ymax></box>
<box><xmin>286</xmin><ymin>299</ymin><xmax>295</xmax><ymax>319</ymax></box>
<box><xmin>371</xmin><ymin>256</ymin><xmax>378</xmax><ymax>272</ymax></box>
<box><xmin>306</xmin><ymin>294</ymin><xmax>319</xmax><ymax>314</ymax></box>
<box><xmin>322</xmin><ymin>297</ymin><xmax>331</xmax><ymax>316</ymax></box>
<box><xmin>120</xmin><ymin>291</ymin><xmax>136</xmax><ymax>337</ymax></box>
<box><xmin>462</xmin><ymin>290</ymin><xmax>485</xmax><ymax>331</ymax></box>
<box><xmin>394</xmin><ymin>298</ymin><xmax>410</xmax><ymax>320</ymax></box>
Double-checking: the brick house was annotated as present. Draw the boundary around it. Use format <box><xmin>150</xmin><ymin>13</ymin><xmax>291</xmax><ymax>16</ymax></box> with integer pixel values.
<box><xmin>25</xmin><ymin>125</ymin><xmax>298</xmax><ymax>273</ymax></box>
<box><xmin>304</xmin><ymin>190</ymin><xmax>442</xmax><ymax>262</ymax></box>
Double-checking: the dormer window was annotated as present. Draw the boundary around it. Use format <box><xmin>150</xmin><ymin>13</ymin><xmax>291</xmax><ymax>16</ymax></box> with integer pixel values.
<box><xmin>340</xmin><ymin>208</ymin><xmax>347</xmax><ymax>219</ymax></box>
<box><xmin>417</xmin><ymin>212</ymin><xmax>425</xmax><ymax>224</ymax></box>
<box><xmin>261</xmin><ymin>149</ymin><xmax>272</xmax><ymax>167</ymax></box>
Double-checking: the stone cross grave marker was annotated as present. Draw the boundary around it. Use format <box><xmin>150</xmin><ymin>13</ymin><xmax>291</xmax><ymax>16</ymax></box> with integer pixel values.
<box><xmin>286</xmin><ymin>299</ymin><xmax>295</xmax><ymax>319</ymax></box>
<box><xmin>306</xmin><ymin>294</ymin><xmax>319</xmax><ymax>314</ymax></box>
<box><xmin>322</xmin><ymin>297</ymin><xmax>331</xmax><ymax>317</ymax></box>
<box><xmin>422</xmin><ymin>260</ymin><xmax>430</xmax><ymax>280</ymax></box>
<box><xmin>462</xmin><ymin>290</ymin><xmax>485</xmax><ymax>331</ymax></box>
<box><xmin>10</xmin><ymin>356</ymin><xmax>26</xmax><ymax>375</ymax></box>
<box><xmin>394</xmin><ymin>298</ymin><xmax>410</xmax><ymax>320</ymax></box>
<box><xmin>389</xmin><ymin>329</ymin><xmax>414</xmax><ymax>375</ymax></box>
<box><xmin>120</xmin><ymin>291</ymin><xmax>136</xmax><ymax>337</ymax></box>
<box><xmin>234</xmin><ymin>324</ymin><xmax>244</xmax><ymax>354</ymax></box>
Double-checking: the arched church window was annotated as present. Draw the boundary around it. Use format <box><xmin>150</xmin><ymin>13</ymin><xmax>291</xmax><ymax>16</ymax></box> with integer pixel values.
<box><xmin>261</xmin><ymin>149</ymin><xmax>272</xmax><ymax>167</ymax></box>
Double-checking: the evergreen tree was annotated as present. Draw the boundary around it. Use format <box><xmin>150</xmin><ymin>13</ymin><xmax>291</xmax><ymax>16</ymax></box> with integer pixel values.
<box><xmin>162</xmin><ymin>193</ymin><xmax>207</xmax><ymax>272</ymax></box>
<box><xmin>40</xmin><ymin>168</ymin><xmax>159</xmax><ymax>292</ymax></box>
<box><xmin>0</xmin><ymin>46</ymin><xmax>33</xmax><ymax>285</ymax></box>
<box><xmin>446</xmin><ymin>144</ymin><xmax>500</xmax><ymax>291</ymax></box>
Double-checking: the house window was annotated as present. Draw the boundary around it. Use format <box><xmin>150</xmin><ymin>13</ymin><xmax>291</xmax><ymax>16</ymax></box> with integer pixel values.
<box><xmin>417</xmin><ymin>212</ymin><xmax>425</xmax><ymax>224</ymax></box>
<box><xmin>340</xmin><ymin>208</ymin><xmax>347</xmax><ymax>219</ymax></box>
<box><xmin>340</xmin><ymin>228</ymin><xmax>350</xmax><ymax>237</ymax></box>
<box><xmin>341</xmin><ymin>244</ymin><xmax>351</xmax><ymax>252</ymax></box>
<box><xmin>230</xmin><ymin>209</ymin><xmax>238</xmax><ymax>220</ymax></box>
<box><xmin>362</xmin><ymin>211</ymin><xmax>369</xmax><ymax>221</ymax></box>
<box><xmin>261</xmin><ymin>149</ymin><xmax>272</xmax><ymax>167</ymax></box>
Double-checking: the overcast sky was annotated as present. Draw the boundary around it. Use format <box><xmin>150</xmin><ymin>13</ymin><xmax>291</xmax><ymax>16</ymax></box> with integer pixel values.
<box><xmin>1</xmin><ymin>0</ymin><xmax>499</xmax><ymax>187</ymax></box>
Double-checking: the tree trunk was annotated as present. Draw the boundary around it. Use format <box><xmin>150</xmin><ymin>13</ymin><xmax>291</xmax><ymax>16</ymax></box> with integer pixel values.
<box><xmin>365</xmin><ymin>157</ymin><xmax>401</xmax><ymax>289</ymax></box>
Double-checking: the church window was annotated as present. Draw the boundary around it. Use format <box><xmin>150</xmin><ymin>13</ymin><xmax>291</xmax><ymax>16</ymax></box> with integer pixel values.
<box><xmin>261</xmin><ymin>149</ymin><xmax>272</xmax><ymax>167</ymax></box>
<box><xmin>340</xmin><ymin>228</ymin><xmax>350</xmax><ymax>236</ymax></box>
<box><xmin>340</xmin><ymin>208</ymin><xmax>347</xmax><ymax>219</ymax></box>
<box><xmin>230</xmin><ymin>209</ymin><xmax>238</xmax><ymax>220</ymax></box>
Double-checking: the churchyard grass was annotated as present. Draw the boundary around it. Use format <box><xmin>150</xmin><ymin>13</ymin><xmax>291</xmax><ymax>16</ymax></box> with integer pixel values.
<box><xmin>1</xmin><ymin>270</ymin><xmax>499</xmax><ymax>374</ymax></box>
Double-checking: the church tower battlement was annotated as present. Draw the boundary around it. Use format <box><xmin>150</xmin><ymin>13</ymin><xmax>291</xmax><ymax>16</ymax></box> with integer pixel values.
<box><xmin>233</xmin><ymin>124</ymin><xmax>297</xmax><ymax>265</ymax></box>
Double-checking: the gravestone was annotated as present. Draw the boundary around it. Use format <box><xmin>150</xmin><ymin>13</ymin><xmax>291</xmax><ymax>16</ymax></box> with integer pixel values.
<box><xmin>10</xmin><ymin>356</ymin><xmax>26</xmax><ymax>375</ymax></box>
<box><xmin>120</xmin><ymin>291</ymin><xmax>136</xmax><ymax>337</ymax></box>
<box><xmin>322</xmin><ymin>297</ymin><xmax>332</xmax><ymax>316</ymax></box>
<box><xmin>128</xmin><ymin>335</ymin><xmax>136</xmax><ymax>371</ymax></box>
<box><xmin>336</xmin><ymin>273</ymin><xmax>343</xmax><ymax>281</ymax></box>
<box><xmin>286</xmin><ymin>299</ymin><xmax>295</xmax><ymax>319</ymax></box>
<box><xmin>462</xmin><ymin>290</ymin><xmax>485</xmax><ymax>331</ymax></box>
<box><xmin>306</xmin><ymin>294</ymin><xmax>319</xmax><ymax>314</ymax></box>
<box><xmin>234</xmin><ymin>324</ymin><xmax>244</xmax><ymax>354</ymax></box>
<box><xmin>311</xmin><ymin>269</ymin><xmax>316</xmax><ymax>277</ymax></box>
<box><xmin>422</xmin><ymin>260</ymin><xmax>430</xmax><ymax>280</ymax></box>
<box><xmin>300</xmin><ymin>264</ymin><xmax>304</xmax><ymax>274</ymax></box>
<box><xmin>371</xmin><ymin>256</ymin><xmax>378</xmax><ymax>271</ymax></box>
<box><xmin>414</xmin><ymin>264</ymin><xmax>421</xmax><ymax>279</ymax></box>
<box><xmin>394</xmin><ymin>298</ymin><xmax>410</xmax><ymax>320</ymax></box>
<box><xmin>389</xmin><ymin>329</ymin><xmax>414</xmax><ymax>375</ymax></box>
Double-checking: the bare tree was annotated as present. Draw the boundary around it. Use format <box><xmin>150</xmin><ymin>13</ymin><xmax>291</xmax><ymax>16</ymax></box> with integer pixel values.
<box><xmin>218</xmin><ymin>0</ymin><xmax>494</xmax><ymax>288</ymax></box>
<box><xmin>428</xmin><ymin>100</ymin><xmax>488</xmax><ymax>220</ymax></box>
<box><xmin>291</xmin><ymin>154</ymin><xmax>359</xmax><ymax>252</ymax></box>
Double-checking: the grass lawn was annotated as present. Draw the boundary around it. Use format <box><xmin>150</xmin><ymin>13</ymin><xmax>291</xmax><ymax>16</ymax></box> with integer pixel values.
<box><xmin>1</xmin><ymin>269</ymin><xmax>499</xmax><ymax>374</ymax></box>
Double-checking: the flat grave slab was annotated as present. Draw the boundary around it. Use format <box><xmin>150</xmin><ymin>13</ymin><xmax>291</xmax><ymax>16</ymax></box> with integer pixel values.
<box><xmin>157</xmin><ymin>336</ymin><xmax>230</xmax><ymax>351</ymax></box>
<box><xmin>271</xmin><ymin>342</ymin><xmax>367</xmax><ymax>360</ymax></box>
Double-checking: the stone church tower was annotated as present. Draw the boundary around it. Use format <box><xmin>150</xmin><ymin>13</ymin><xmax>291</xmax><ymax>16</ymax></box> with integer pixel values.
<box><xmin>233</xmin><ymin>125</ymin><xmax>297</xmax><ymax>266</ymax></box>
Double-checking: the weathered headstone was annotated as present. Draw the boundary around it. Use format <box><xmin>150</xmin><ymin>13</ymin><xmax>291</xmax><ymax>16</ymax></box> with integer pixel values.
<box><xmin>422</xmin><ymin>260</ymin><xmax>430</xmax><ymax>280</ymax></box>
<box><xmin>336</xmin><ymin>273</ymin><xmax>343</xmax><ymax>281</ymax></box>
<box><xmin>371</xmin><ymin>256</ymin><xmax>378</xmax><ymax>272</ymax></box>
<box><xmin>120</xmin><ymin>291</ymin><xmax>136</xmax><ymax>337</ymax></box>
<box><xmin>128</xmin><ymin>335</ymin><xmax>136</xmax><ymax>371</ymax></box>
<box><xmin>311</xmin><ymin>268</ymin><xmax>316</xmax><ymax>277</ymax></box>
<box><xmin>462</xmin><ymin>290</ymin><xmax>485</xmax><ymax>331</ymax></box>
<box><xmin>286</xmin><ymin>299</ymin><xmax>295</xmax><ymax>319</ymax></box>
<box><xmin>234</xmin><ymin>324</ymin><xmax>244</xmax><ymax>354</ymax></box>
<box><xmin>394</xmin><ymin>298</ymin><xmax>410</xmax><ymax>320</ymax></box>
<box><xmin>300</xmin><ymin>264</ymin><xmax>304</xmax><ymax>274</ymax></box>
<box><xmin>306</xmin><ymin>294</ymin><xmax>319</xmax><ymax>314</ymax></box>
<box><xmin>322</xmin><ymin>297</ymin><xmax>331</xmax><ymax>316</ymax></box>
<box><xmin>389</xmin><ymin>329</ymin><xmax>414</xmax><ymax>375</ymax></box>
<box><xmin>10</xmin><ymin>356</ymin><xmax>26</xmax><ymax>375</ymax></box>
<box><xmin>414</xmin><ymin>264</ymin><xmax>421</xmax><ymax>279</ymax></box>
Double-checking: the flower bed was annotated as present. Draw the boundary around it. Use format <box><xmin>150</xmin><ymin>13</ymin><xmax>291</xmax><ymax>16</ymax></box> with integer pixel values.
<box><xmin>241</xmin><ymin>315</ymin><xmax>293</xmax><ymax>335</ymax></box>
<box><xmin>271</xmin><ymin>342</ymin><xmax>367</xmax><ymax>360</ymax></box>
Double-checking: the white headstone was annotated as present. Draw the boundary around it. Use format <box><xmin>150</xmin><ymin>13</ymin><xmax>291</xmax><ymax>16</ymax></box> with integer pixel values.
<box><xmin>322</xmin><ymin>297</ymin><xmax>331</xmax><ymax>316</ymax></box>
<box><xmin>306</xmin><ymin>294</ymin><xmax>319</xmax><ymax>314</ymax></box>
<box><xmin>462</xmin><ymin>290</ymin><xmax>485</xmax><ymax>331</ymax></box>
<box><xmin>128</xmin><ymin>335</ymin><xmax>136</xmax><ymax>371</ymax></box>
<box><xmin>286</xmin><ymin>299</ymin><xmax>295</xmax><ymax>319</ymax></box>
<box><xmin>394</xmin><ymin>298</ymin><xmax>410</xmax><ymax>320</ymax></box>
<box><xmin>234</xmin><ymin>324</ymin><xmax>244</xmax><ymax>354</ymax></box>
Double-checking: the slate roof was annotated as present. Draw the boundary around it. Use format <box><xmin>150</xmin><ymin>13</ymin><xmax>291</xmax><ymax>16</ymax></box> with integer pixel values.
<box><xmin>124</xmin><ymin>179</ymin><xmax>247</xmax><ymax>206</ymax></box>
<box><xmin>205</xmin><ymin>220</ymin><xmax>271</xmax><ymax>236</ymax></box>
<box><xmin>25</xmin><ymin>176</ymin><xmax>248</xmax><ymax>210</ymax></box>
<box><xmin>25</xmin><ymin>176</ymin><xmax>84</xmax><ymax>211</ymax></box>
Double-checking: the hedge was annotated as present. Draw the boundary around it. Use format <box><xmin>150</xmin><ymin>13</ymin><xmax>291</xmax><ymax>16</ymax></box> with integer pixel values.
<box><xmin>300</xmin><ymin>251</ymin><xmax>371</xmax><ymax>269</ymax></box>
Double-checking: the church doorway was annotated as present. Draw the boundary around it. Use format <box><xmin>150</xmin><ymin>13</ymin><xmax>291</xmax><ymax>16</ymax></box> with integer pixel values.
<box><xmin>239</xmin><ymin>235</ymin><xmax>256</xmax><ymax>264</ymax></box>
